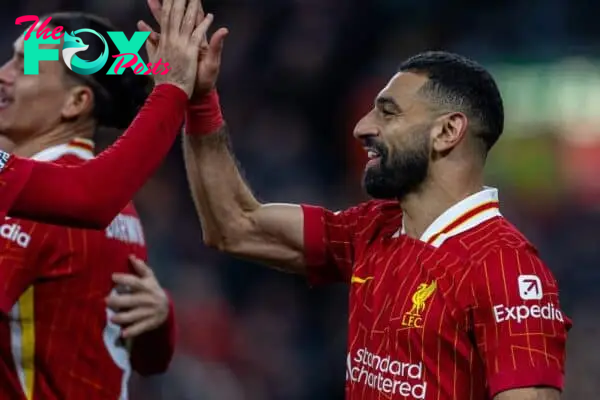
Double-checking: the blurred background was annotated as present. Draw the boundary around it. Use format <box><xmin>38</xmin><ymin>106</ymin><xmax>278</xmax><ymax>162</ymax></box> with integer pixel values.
<box><xmin>4</xmin><ymin>0</ymin><xmax>600</xmax><ymax>398</ymax></box>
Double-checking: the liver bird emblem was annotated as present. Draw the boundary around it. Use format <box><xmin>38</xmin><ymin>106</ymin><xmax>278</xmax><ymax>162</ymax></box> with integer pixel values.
<box><xmin>408</xmin><ymin>281</ymin><xmax>437</xmax><ymax>315</ymax></box>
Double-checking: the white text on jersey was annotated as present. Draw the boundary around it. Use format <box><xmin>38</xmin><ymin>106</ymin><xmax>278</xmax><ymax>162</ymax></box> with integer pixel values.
<box><xmin>0</xmin><ymin>222</ymin><xmax>30</xmax><ymax>248</ymax></box>
<box><xmin>105</xmin><ymin>214</ymin><xmax>145</xmax><ymax>246</ymax></box>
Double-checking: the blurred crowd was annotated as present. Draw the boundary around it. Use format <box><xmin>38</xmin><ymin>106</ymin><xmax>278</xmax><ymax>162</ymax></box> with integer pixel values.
<box><xmin>4</xmin><ymin>0</ymin><xmax>600</xmax><ymax>398</ymax></box>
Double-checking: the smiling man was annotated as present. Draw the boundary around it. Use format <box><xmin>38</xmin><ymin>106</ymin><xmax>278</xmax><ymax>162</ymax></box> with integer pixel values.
<box><xmin>177</xmin><ymin>32</ymin><xmax>571</xmax><ymax>399</ymax></box>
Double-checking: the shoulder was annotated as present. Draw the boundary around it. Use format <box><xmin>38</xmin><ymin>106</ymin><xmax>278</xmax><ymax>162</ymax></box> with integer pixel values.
<box><xmin>465</xmin><ymin>219</ymin><xmax>558</xmax><ymax>290</ymax></box>
<box><xmin>339</xmin><ymin>199</ymin><xmax>401</xmax><ymax>222</ymax></box>
<box><xmin>452</xmin><ymin>216</ymin><xmax>537</xmax><ymax>263</ymax></box>
<box><xmin>51</xmin><ymin>154</ymin><xmax>88</xmax><ymax>166</ymax></box>
<box><xmin>481</xmin><ymin>218</ymin><xmax>539</xmax><ymax>262</ymax></box>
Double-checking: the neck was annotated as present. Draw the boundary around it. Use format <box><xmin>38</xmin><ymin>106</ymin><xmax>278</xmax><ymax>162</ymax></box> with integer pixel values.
<box><xmin>400</xmin><ymin>168</ymin><xmax>484</xmax><ymax>240</ymax></box>
<box><xmin>13</xmin><ymin>121</ymin><xmax>94</xmax><ymax>158</ymax></box>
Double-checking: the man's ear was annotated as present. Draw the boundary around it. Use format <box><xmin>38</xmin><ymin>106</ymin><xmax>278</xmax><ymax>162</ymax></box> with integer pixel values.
<box><xmin>431</xmin><ymin>112</ymin><xmax>468</xmax><ymax>153</ymax></box>
<box><xmin>61</xmin><ymin>85</ymin><xmax>94</xmax><ymax>120</ymax></box>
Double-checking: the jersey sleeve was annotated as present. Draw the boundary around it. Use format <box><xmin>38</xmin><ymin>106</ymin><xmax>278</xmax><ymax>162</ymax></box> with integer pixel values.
<box><xmin>470</xmin><ymin>245</ymin><xmax>571</xmax><ymax>397</ymax></box>
<box><xmin>8</xmin><ymin>84</ymin><xmax>187</xmax><ymax>229</ymax></box>
<box><xmin>0</xmin><ymin>218</ymin><xmax>50</xmax><ymax>313</ymax></box>
<box><xmin>130</xmin><ymin>292</ymin><xmax>176</xmax><ymax>376</ymax></box>
<box><xmin>301</xmin><ymin>203</ymin><xmax>371</xmax><ymax>285</ymax></box>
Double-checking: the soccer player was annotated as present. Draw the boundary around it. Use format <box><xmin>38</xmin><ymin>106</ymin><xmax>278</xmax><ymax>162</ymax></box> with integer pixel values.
<box><xmin>140</xmin><ymin>3</ymin><xmax>569</xmax><ymax>396</ymax></box>
<box><xmin>0</xmin><ymin>11</ymin><xmax>182</xmax><ymax>400</ymax></box>
<box><xmin>0</xmin><ymin>0</ymin><xmax>211</xmax><ymax>229</ymax></box>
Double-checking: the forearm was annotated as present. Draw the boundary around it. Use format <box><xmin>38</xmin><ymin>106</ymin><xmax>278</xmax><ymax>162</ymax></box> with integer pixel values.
<box><xmin>183</xmin><ymin>125</ymin><xmax>261</xmax><ymax>247</ymax></box>
<box><xmin>494</xmin><ymin>388</ymin><xmax>561</xmax><ymax>400</ymax></box>
<box><xmin>10</xmin><ymin>84</ymin><xmax>187</xmax><ymax>228</ymax></box>
<box><xmin>183</xmin><ymin>92</ymin><xmax>305</xmax><ymax>271</ymax></box>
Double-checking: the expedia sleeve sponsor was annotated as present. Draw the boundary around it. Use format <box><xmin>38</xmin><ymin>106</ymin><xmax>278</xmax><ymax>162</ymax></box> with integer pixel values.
<box><xmin>493</xmin><ymin>303</ymin><xmax>564</xmax><ymax>324</ymax></box>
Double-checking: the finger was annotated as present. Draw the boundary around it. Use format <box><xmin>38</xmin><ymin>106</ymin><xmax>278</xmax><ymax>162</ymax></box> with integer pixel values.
<box><xmin>129</xmin><ymin>255</ymin><xmax>154</xmax><ymax>278</ymax></box>
<box><xmin>111</xmin><ymin>273</ymin><xmax>147</xmax><ymax>291</ymax></box>
<box><xmin>122</xmin><ymin>319</ymin><xmax>155</xmax><ymax>339</ymax></box>
<box><xmin>111</xmin><ymin>307</ymin><xmax>154</xmax><ymax>326</ymax></box>
<box><xmin>160</xmin><ymin>0</ymin><xmax>173</xmax><ymax>34</ymax></box>
<box><xmin>207</xmin><ymin>27</ymin><xmax>228</xmax><ymax>62</ymax></box>
<box><xmin>169</xmin><ymin>0</ymin><xmax>186</xmax><ymax>38</ymax></box>
<box><xmin>181</xmin><ymin>0</ymin><xmax>199</xmax><ymax>38</ymax></box>
<box><xmin>106</xmin><ymin>292</ymin><xmax>153</xmax><ymax>310</ymax></box>
<box><xmin>196</xmin><ymin>0</ymin><xmax>208</xmax><ymax>46</ymax></box>
<box><xmin>147</xmin><ymin>0</ymin><xmax>162</xmax><ymax>25</ymax></box>
<box><xmin>137</xmin><ymin>20</ymin><xmax>160</xmax><ymax>44</ymax></box>
<box><xmin>197</xmin><ymin>0</ymin><xmax>205</xmax><ymax>21</ymax></box>
<box><xmin>144</xmin><ymin>39</ymin><xmax>157</xmax><ymax>60</ymax></box>
<box><xmin>191</xmin><ymin>13</ymin><xmax>214</xmax><ymax>46</ymax></box>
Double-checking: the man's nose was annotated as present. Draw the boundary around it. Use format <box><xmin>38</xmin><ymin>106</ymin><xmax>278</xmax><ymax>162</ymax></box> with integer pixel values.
<box><xmin>0</xmin><ymin>61</ymin><xmax>16</xmax><ymax>86</ymax></box>
<box><xmin>353</xmin><ymin>111</ymin><xmax>380</xmax><ymax>141</ymax></box>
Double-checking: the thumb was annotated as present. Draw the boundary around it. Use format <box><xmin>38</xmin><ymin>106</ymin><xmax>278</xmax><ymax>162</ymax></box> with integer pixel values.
<box><xmin>128</xmin><ymin>255</ymin><xmax>153</xmax><ymax>278</ymax></box>
<box><xmin>207</xmin><ymin>27</ymin><xmax>228</xmax><ymax>63</ymax></box>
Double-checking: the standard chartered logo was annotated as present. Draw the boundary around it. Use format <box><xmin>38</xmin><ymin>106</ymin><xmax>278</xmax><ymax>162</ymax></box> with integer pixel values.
<box><xmin>346</xmin><ymin>348</ymin><xmax>427</xmax><ymax>399</ymax></box>
<box><xmin>493</xmin><ymin>303</ymin><xmax>564</xmax><ymax>324</ymax></box>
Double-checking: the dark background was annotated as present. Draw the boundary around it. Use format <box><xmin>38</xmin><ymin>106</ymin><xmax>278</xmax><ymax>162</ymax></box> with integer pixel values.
<box><xmin>4</xmin><ymin>0</ymin><xmax>600</xmax><ymax>398</ymax></box>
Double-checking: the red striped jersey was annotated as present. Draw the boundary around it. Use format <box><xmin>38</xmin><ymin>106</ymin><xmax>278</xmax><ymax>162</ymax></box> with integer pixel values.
<box><xmin>0</xmin><ymin>139</ymin><xmax>176</xmax><ymax>400</ymax></box>
<box><xmin>302</xmin><ymin>187</ymin><xmax>570</xmax><ymax>399</ymax></box>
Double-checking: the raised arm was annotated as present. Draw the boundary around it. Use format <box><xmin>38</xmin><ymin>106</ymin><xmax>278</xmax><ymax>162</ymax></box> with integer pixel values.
<box><xmin>9</xmin><ymin>84</ymin><xmax>186</xmax><ymax>229</ymax></box>
<box><xmin>133</xmin><ymin>0</ymin><xmax>307</xmax><ymax>273</ymax></box>
<box><xmin>6</xmin><ymin>0</ymin><xmax>214</xmax><ymax>229</ymax></box>
<box><xmin>183</xmin><ymin>120</ymin><xmax>306</xmax><ymax>274</ymax></box>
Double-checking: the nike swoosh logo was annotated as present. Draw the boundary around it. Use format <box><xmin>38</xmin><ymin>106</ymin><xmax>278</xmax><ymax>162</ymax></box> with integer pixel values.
<box><xmin>351</xmin><ymin>275</ymin><xmax>374</xmax><ymax>284</ymax></box>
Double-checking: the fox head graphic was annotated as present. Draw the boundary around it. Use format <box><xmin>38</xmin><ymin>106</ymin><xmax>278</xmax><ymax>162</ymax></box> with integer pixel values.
<box><xmin>62</xmin><ymin>31</ymin><xmax>89</xmax><ymax>71</ymax></box>
<box><xmin>61</xmin><ymin>29</ymin><xmax>108</xmax><ymax>75</ymax></box>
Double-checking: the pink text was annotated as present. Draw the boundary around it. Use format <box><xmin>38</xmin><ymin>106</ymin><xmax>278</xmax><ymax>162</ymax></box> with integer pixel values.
<box><xmin>112</xmin><ymin>53</ymin><xmax>171</xmax><ymax>75</ymax></box>
<box><xmin>16</xmin><ymin>15</ymin><xmax>64</xmax><ymax>41</ymax></box>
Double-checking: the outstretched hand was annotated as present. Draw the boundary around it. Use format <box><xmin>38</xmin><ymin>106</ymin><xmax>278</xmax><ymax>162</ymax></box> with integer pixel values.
<box><xmin>139</xmin><ymin>0</ymin><xmax>228</xmax><ymax>98</ymax></box>
<box><xmin>144</xmin><ymin>0</ymin><xmax>216</xmax><ymax>97</ymax></box>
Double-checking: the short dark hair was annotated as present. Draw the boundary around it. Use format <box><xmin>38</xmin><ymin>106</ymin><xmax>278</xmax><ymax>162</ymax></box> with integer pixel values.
<box><xmin>43</xmin><ymin>12</ymin><xmax>151</xmax><ymax>129</ymax></box>
<box><xmin>398</xmin><ymin>51</ymin><xmax>504</xmax><ymax>153</ymax></box>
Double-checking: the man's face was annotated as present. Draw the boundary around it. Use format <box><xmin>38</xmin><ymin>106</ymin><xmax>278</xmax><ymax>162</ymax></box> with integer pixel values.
<box><xmin>0</xmin><ymin>28</ymin><xmax>73</xmax><ymax>142</ymax></box>
<box><xmin>353</xmin><ymin>72</ymin><xmax>435</xmax><ymax>200</ymax></box>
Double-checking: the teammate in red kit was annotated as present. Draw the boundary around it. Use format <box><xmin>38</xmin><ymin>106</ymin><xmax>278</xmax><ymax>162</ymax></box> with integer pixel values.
<box><xmin>0</xmin><ymin>10</ymin><xmax>189</xmax><ymax>400</ymax></box>
<box><xmin>145</xmin><ymin>1</ymin><xmax>569</xmax><ymax>396</ymax></box>
<box><xmin>0</xmin><ymin>2</ymin><xmax>216</xmax><ymax>398</ymax></box>
<box><xmin>0</xmin><ymin>0</ymin><xmax>212</xmax><ymax>229</ymax></box>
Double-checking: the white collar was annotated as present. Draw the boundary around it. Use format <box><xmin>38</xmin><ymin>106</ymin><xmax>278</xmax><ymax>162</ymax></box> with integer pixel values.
<box><xmin>31</xmin><ymin>138</ymin><xmax>95</xmax><ymax>162</ymax></box>
<box><xmin>393</xmin><ymin>187</ymin><xmax>502</xmax><ymax>248</ymax></box>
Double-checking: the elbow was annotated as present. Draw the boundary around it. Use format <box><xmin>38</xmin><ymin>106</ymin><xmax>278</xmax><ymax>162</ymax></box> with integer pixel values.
<box><xmin>202</xmin><ymin>217</ymin><xmax>253</xmax><ymax>254</ymax></box>
<box><xmin>202</xmin><ymin>231</ymin><xmax>239</xmax><ymax>253</ymax></box>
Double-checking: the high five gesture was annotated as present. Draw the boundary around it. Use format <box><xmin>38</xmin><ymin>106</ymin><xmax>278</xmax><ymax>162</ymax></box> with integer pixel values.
<box><xmin>139</xmin><ymin>0</ymin><xmax>228</xmax><ymax>98</ymax></box>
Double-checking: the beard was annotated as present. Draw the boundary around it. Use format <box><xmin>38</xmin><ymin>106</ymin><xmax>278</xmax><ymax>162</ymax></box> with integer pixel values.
<box><xmin>362</xmin><ymin>128</ymin><xmax>430</xmax><ymax>200</ymax></box>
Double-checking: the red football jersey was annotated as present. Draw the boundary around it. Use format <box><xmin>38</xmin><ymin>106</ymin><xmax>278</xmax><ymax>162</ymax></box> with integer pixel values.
<box><xmin>0</xmin><ymin>139</ymin><xmax>176</xmax><ymax>400</ymax></box>
<box><xmin>303</xmin><ymin>188</ymin><xmax>570</xmax><ymax>399</ymax></box>
<box><xmin>0</xmin><ymin>150</ymin><xmax>33</xmax><ymax>219</ymax></box>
